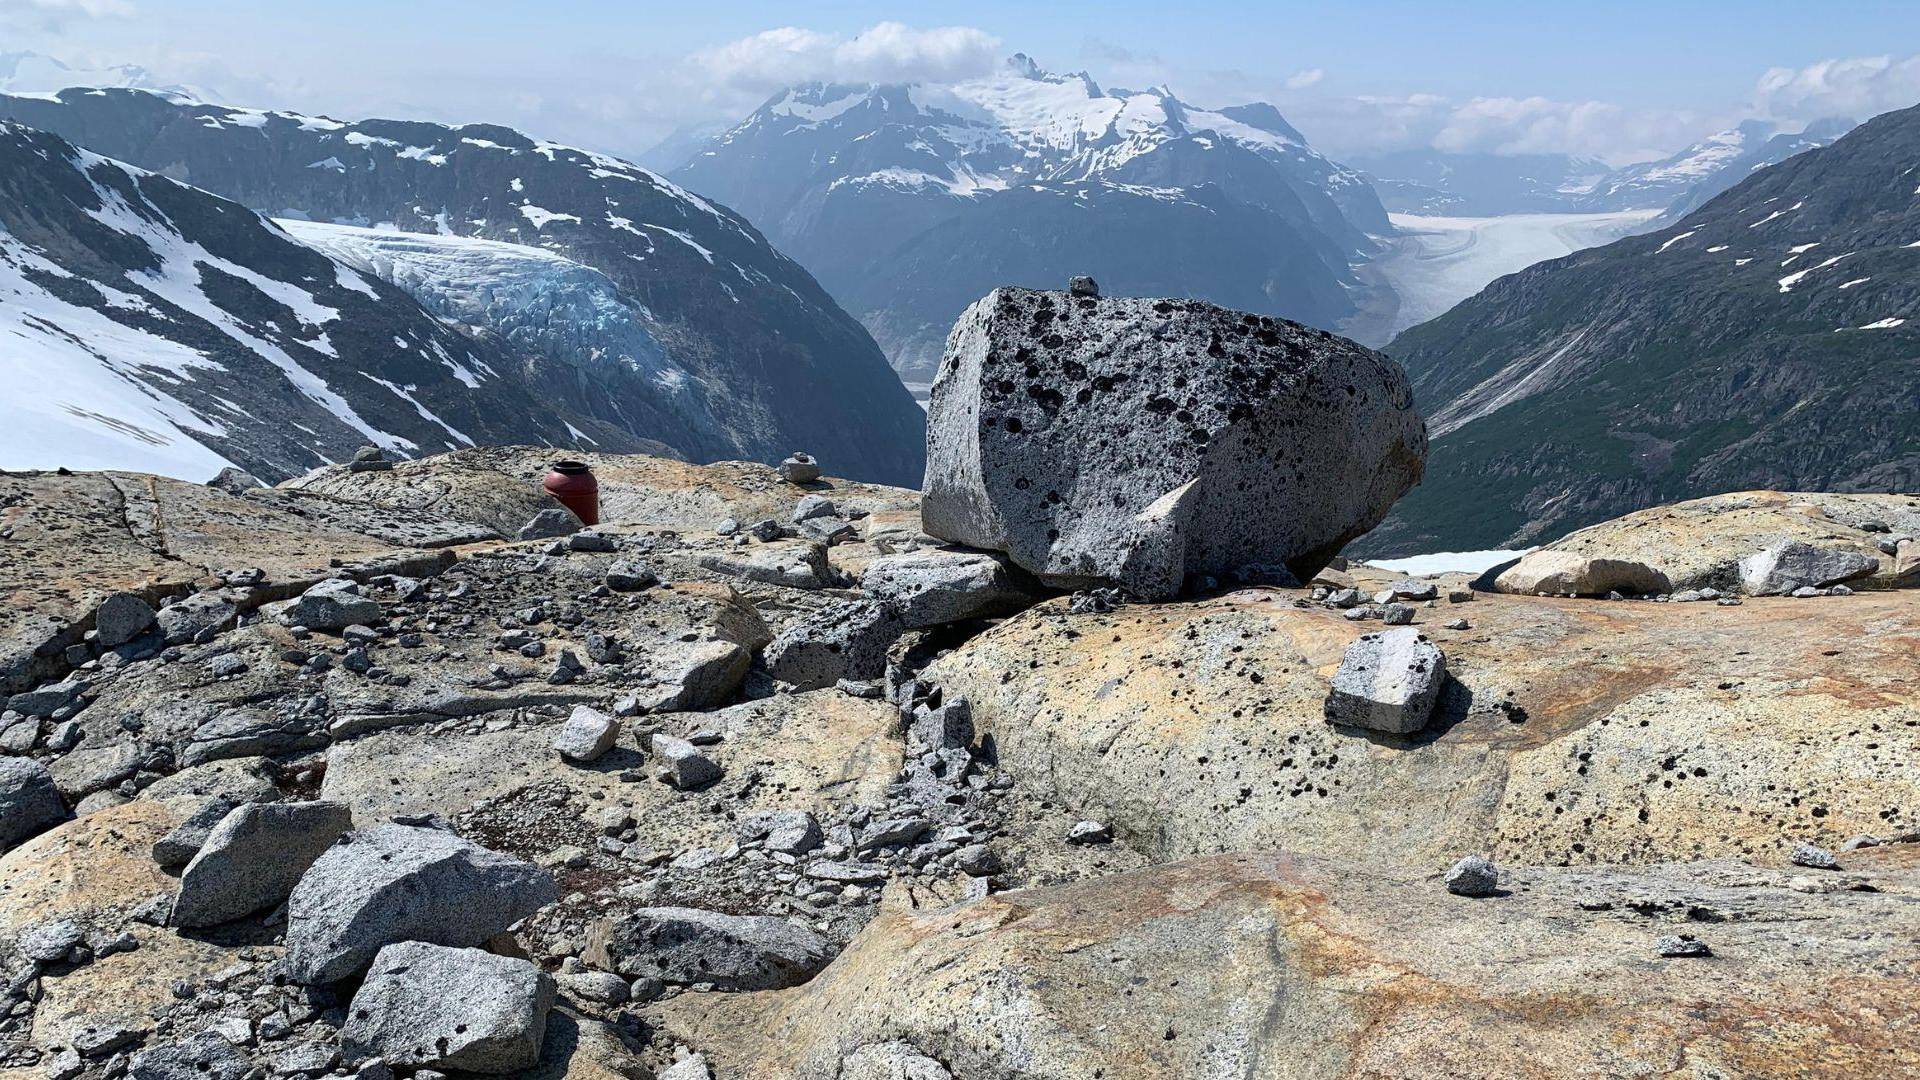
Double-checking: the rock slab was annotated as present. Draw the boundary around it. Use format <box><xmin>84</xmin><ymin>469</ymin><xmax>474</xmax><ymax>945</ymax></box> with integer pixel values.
<box><xmin>172</xmin><ymin>800</ymin><xmax>353</xmax><ymax>928</ymax></box>
<box><xmin>284</xmin><ymin>823</ymin><xmax>557</xmax><ymax>983</ymax></box>
<box><xmin>0</xmin><ymin>757</ymin><xmax>68</xmax><ymax>850</ymax></box>
<box><xmin>342</xmin><ymin>942</ymin><xmax>555</xmax><ymax>1074</ymax></box>
<box><xmin>584</xmin><ymin>906</ymin><xmax>832</xmax><ymax>991</ymax></box>
<box><xmin>922</xmin><ymin>288</ymin><xmax>1426</xmax><ymax>598</ymax></box>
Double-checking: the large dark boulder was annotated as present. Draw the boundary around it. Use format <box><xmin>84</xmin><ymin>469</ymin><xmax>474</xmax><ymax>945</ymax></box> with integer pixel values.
<box><xmin>922</xmin><ymin>287</ymin><xmax>1426</xmax><ymax>598</ymax></box>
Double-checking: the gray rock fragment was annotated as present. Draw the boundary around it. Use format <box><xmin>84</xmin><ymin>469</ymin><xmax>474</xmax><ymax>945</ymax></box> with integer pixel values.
<box><xmin>284</xmin><ymin>823</ymin><xmax>557</xmax><ymax>984</ymax></box>
<box><xmin>517</xmin><ymin>509</ymin><xmax>581</xmax><ymax>541</ymax></box>
<box><xmin>650</xmin><ymin>734</ymin><xmax>721</xmax><ymax>789</ymax></box>
<box><xmin>342</xmin><ymin>942</ymin><xmax>555</xmax><ymax>1074</ymax></box>
<box><xmin>1444</xmin><ymin>854</ymin><xmax>1500</xmax><ymax>897</ymax></box>
<box><xmin>1066</xmin><ymin>820</ymin><xmax>1112</xmax><ymax>845</ymax></box>
<box><xmin>1789</xmin><ymin>841</ymin><xmax>1839</xmax><ymax>870</ymax></box>
<box><xmin>566</xmin><ymin>530</ymin><xmax>617</xmax><ymax>553</ymax></box>
<box><xmin>94</xmin><ymin>592</ymin><xmax>157</xmax><ymax>647</ymax></box>
<box><xmin>1738</xmin><ymin>541</ymin><xmax>1877</xmax><ymax>596</ymax></box>
<box><xmin>1323</xmin><ymin>628</ymin><xmax>1447</xmax><ymax>735</ymax></box>
<box><xmin>659</xmin><ymin>1055</ymin><xmax>713</xmax><ymax>1080</ymax></box>
<box><xmin>0</xmin><ymin>757</ymin><xmax>67</xmax><ymax>849</ymax></box>
<box><xmin>906</xmin><ymin>695</ymin><xmax>972</xmax><ymax>752</ymax></box>
<box><xmin>764</xmin><ymin>600</ymin><xmax>906</xmax><ymax>690</ymax></box>
<box><xmin>173</xmin><ymin>801</ymin><xmax>354</xmax><ymax>928</ymax></box>
<box><xmin>861</xmin><ymin>550</ymin><xmax>1041</xmax><ymax>629</ymax></box>
<box><xmin>151</xmin><ymin>797</ymin><xmax>239</xmax><ymax>869</ymax></box>
<box><xmin>559</xmin><ymin>970</ymin><xmax>630</xmax><ymax>1005</ymax></box>
<box><xmin>583</xmin><ymin>906</ymin><xmax>832</xmax><ymax>991</ymax></box>
<box><xmin>553</xmin><ymin>705</ymin><xmax>619</xmax><ymax>764</ymax></box>
<box><xmin>1655</xmin><ymin>934</ymin><xmax>1711</xmax><ymax>958</ymax></box>
<box><xmin>777</xmin><ymin>452</ymin><xmax>822</xmax><ymax>485</ymax></box>
<box><xmin>157</xmin><ymin>593</ymin><xmax>239</xmax><ymax>646</ymax></box>
<box><xmin>349</xmin><ymin>446</ymin><xmax>394</xmax><ymax>473</ymax></box>
<box><xmin>129</xmin><ymin>1031</ymin><xmax>253</xmax><ymax>1080</ymax></box>
<box><xmin>278</xmin><ymin>579</ymin><xmax>381</xmax><ymax>632</ymax></box>
<box><xmin>605</xmin><ymin>559</ymin><xmax>659</xmax><ymax>592</ymax></box>
<box><xmin>6</xmin><ymin>676</ymin><xmax>87</xmax><ymax>717</ymax></box>
<box><xmin>840</xmin><ymin>1042</ymin><xmax>954</xmax><ymax>1080</ymax></box>
<box><xmin>738</xmin><ymin>809</ymin><xmax>821</xmax><ymax>855</ymax></box>
<box><xmin>17</xmin><ymin>917</ymin><xmax>84</xmax><ymax>963</ymax></box>
<box><xmin>206</xmin><ymin>466</ymin><xmax>265</xmax><ymax>495</ymax></box>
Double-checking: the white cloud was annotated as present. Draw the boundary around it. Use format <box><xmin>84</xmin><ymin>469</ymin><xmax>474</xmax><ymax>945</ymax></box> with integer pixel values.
<box><xmin>1283</xmin><ymin>68</ymin><xmax>1324</xmax><ymax>90</ymax></box>
<box><xmin>0</xmin><ymin>0</ymin><xmax>132</xmax><ymax>32</ymax></box>
<box><xmin>1752</xmin><ymin>52</ymin><xmax>1920</xmax><ymax>123</ymax></box>
<box><xmin>689</xmin><ymin>21</ymin><xmax>1001</xmax><ymax>94</ymax></box>
<box><xmin>1261</xmin><ymin>90</ymin><xmax>1702</xmax><ymax>166</ymax></box>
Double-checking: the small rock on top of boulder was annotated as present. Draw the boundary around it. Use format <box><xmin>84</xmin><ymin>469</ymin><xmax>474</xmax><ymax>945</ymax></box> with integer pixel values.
<box><xmin>921</xmin><ymin>287</ymin><xmax>1426</xmax><ymax>599</ymax></box>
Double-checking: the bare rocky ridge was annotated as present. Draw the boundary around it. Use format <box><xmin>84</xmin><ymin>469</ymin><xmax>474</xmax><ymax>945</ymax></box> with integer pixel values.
<box><xmin>1</xmin><ymin>294</ymin><xmax>1916</xmax><ymax>1077</ymax></box>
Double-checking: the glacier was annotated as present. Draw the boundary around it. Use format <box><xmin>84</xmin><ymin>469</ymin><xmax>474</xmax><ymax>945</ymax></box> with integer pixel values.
<box><xmin>280</xmin><ymin>221</ymin><xmax>697</xmax><ymax>400</ymax></box>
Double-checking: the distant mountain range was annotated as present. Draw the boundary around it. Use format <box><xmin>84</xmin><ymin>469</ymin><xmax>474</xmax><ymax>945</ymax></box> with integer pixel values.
<box><xmin>0</xmin><ymin>87</ymin><xmax>926</xmax><ymax>485</ymax></box>
<box><xmin>670</xmin><ymin>55</ymin><xmax>1390</xmax><ymax>383</ymax></box>
<box><xmin>1350</xmin><ymin>149</ymin><xmax>1613</xmax><ymax>216</ymax></box>
<box><xmin>1357</xmin><ymin>118</ymin><xmax>1854</xmax><ymax>219</ymax></box>
<box><xmin>0</xmin><ymin>50</ymin><xmax>221</xmax><ymax>103</ymax></box>
<box><xmin>1361</xmin><ymin>103</ymin><xmax>1919</xmax><ymax>556</ymax></box>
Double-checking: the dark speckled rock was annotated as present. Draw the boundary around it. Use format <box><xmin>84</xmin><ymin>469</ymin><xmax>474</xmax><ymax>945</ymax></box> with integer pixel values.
<box><xmin>922</xmin><ymin>287</ymin><xmax>1426</xmax><ymax>599</ymax></box>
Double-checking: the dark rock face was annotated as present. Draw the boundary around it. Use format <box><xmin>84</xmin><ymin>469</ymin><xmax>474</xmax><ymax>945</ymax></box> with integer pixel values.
<box><xmin>922</xmin><ymin>288</ymin><xmax>1426</xmax><ymax>598</ymax></box>
<box><xmin>671</xmin><ymin>63</ymin><xmax>1386</xmax><ymax>383</ymax></box>
<box><xmin>0</xmin><ymin>89</ymin><xmax>925</xmax><ymax>486</ymax></box>
<box><xmin>0</xmin><ymin>119</ymin><xmax>641</xmax><ymax>482</ymax></box>
<box><xmin>584</xmin><ymin>906</ymin><xmax>833</xmax><ymax>992</ymax></box>
<box><xmin>1367</xmin><ymin>103</ymin><xmax>1920</xmax><ymax>556</ymax></box>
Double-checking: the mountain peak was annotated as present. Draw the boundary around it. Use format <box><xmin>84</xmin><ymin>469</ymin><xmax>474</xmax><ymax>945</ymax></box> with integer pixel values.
<box><xmin>1005</xmin><ymin>53</ymin><xmax>1046</xmax><ymax>79</ymax></box>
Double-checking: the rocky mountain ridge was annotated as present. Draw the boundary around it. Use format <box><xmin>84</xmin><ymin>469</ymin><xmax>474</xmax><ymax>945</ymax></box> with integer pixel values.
<box><xmin>0</xmin><ymin>87</ymin><xmax>926</xmax><ymax>486</ymax></box>
<box><xmin>0</xmin><ymin>435</ymin><xmax>1915</xmax><ymax>1079</ymax></box>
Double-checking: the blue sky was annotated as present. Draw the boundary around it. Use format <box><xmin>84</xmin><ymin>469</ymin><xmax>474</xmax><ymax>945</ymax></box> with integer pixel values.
<box><xmin>6</xmin><ymin>1</ymin><xmax>1917</xmax><ymax>164</ymax></box>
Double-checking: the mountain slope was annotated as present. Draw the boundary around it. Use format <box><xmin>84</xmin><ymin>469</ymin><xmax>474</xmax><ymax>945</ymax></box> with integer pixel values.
<box><xmin>0</xmin><ymin>88</ymin><xmax>925</xmax><ymax>486</ymax></box>
<box><xmin>1364</xmin><ymin>103</ymin><xmax>1920</xmax><ymax>556</ymax></box>
<box><xmin>674</xmin><ymin>57</ymin><xmax>1388</xmax><ymax>382</ymax></box>
<box><xmin>1579</xmin><ymin>118</ymin><xmax>1853</xmax><ymax>215</ymax></box>
<box><xmin>0</xmin><ymin>120</ymin><xmax>646</xmax><ymax>481</ymax></box>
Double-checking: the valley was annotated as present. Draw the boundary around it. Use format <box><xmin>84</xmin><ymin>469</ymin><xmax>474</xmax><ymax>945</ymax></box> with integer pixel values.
<box><xmin>1342</xmin><ymin>209</ymin><xmax>1660</xmax><ymax>346</ymax></box>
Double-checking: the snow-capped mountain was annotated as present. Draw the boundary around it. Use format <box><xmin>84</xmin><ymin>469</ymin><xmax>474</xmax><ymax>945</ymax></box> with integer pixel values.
<box><xmin>1579</xmin><ymin>118</ymin><xmax>1854</xmax><ymax>215</ymax></box>
<box><xmin>1349</xmin><ymin>149</ymin><xmax>1612</xmax><ymax>216</ymax></box>
<box><xmin>0</xmin><ymin>88</ymin><xmax>926</xmax><ymax>486</ymax></box>
<box><xmin>0</xmin><ymin>120</ymin><xmax>646</xmax><ymax>481</ymax></box>
<box><xmin>674</xmin><ymin>55</ymin><xmax>1390</xmax><ymax>382</ymax></box>
<box><xmin>0</xmin><ymin>51</ymin><xmax>219</xmax><ymax>103</ymax></box>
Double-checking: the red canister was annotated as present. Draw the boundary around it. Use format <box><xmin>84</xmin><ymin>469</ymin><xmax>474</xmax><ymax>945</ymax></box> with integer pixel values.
<box><xmin>542</xmin><ymin>460</ymin><xmax>600</xmax><ymax>526</ymax></box>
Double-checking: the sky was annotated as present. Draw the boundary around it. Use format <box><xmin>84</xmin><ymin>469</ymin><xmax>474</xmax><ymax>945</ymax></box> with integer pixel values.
<box><xmin>4</xmin><ymin>0</ymin><xmax>1918</xmax><ymax>167</ymax></box>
